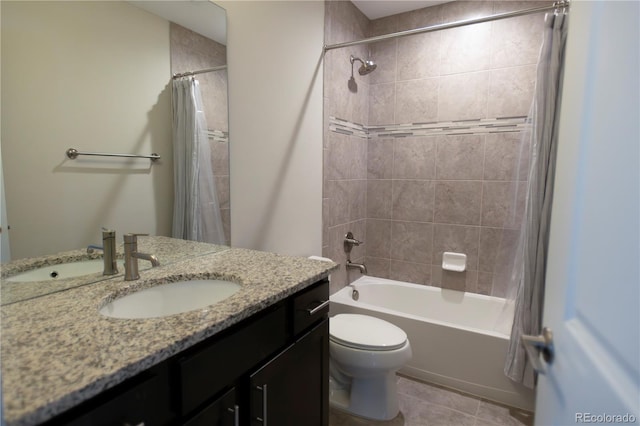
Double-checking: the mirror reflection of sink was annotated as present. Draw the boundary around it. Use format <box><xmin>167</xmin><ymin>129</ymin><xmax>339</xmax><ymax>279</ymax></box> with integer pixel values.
<box><xmin>99</xmin><ymin>280</ymin><xmax>241</xmax><ymax>319</ymax></box>
<box><xmin>6</xmin><ymin>259</ymin><xmax>125</xmax><ymax>282</ymax></box>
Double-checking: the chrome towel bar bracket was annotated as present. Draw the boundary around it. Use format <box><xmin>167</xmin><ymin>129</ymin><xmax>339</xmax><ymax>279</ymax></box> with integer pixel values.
<box><xmin>66</xmin><ymin>148</ymin><xmax>160</xmax><ymax>161</ymax></box>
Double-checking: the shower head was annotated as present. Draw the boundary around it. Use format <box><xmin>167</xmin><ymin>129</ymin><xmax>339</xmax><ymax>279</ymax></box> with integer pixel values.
<box><xmin>350</xmin><ymin>55</ymin><xmax>377</xmax><ymax>76</ymax></box>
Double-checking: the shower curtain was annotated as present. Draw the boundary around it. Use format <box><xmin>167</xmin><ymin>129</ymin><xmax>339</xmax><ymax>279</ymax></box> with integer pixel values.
<box><xmin>172</xmin><ymin>77</ymin><xmax>225</xmax><ymax>244</ymax></box>
<box><xmin>504</xmin><ymin>11</ymin><xmax>568</xmax><ymax>388</ymax></box>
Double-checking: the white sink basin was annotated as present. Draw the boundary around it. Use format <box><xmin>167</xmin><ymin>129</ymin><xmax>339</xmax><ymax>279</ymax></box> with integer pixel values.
<box><xmin>6</xmin><ymin>259</ymin><xmax>124</xmax><ymax>282</ymax></box>
<box><xmin>99</xmin><ymin>279</ymin><xmax>241</xmax><ymax>319</ymax></box>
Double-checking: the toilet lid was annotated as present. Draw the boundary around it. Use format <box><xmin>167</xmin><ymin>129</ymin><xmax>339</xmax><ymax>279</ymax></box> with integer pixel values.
<box><xmin>329</xmin><ymin>314</ymin><xmax>407</xmax><ymax>351</ymax></box>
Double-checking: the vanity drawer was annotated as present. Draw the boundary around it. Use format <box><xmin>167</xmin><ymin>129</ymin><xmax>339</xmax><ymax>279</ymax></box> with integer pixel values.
<box><xmin>177</xmin><ymin>303</ymin><xmax>287</xmax><ymax>416</ymax></box>
<box><xmin>292</xmin><ymin>279</ymin><xmax>329</xmax><ymax>336</ymax></box>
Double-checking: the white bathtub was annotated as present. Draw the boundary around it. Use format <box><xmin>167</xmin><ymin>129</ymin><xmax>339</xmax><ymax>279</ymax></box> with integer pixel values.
<box><xmin>330</xmin><ymin>275</ymin><xmax>535</xmax><ymax>411</ymax></box>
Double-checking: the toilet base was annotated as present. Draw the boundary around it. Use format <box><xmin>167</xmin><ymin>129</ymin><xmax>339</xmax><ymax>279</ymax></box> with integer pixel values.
<box><xmin>329</xmin><ymin>372</ymin><xmax>400</xmax><ymax>421</ymax></box>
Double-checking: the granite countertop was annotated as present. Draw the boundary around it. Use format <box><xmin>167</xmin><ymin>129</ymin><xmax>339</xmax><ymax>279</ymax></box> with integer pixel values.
<box><xmin>0</xmin><ymin>243</ymin><xmax>338</xmax><ymax>426</ymax></box>
<box><xmin>0</xmin><ymin>236</ymin><xmax>228</xmax><ymax>305</ymax></box>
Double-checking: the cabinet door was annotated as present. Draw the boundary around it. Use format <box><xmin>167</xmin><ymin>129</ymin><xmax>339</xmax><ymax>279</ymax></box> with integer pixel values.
<box><xmin>57</xmin><ymin>366</ymin><xmax>173</xmax><ymax>426</ymax></box>
<box><xmin>182</xmin><ymin>387</ymin><xmax>239</xmax><ymax>426</ymax></box>
<box><xmin>249</xmin><ymin>319</ymin><xmax>329</xmax><ymax>426</ymax></box>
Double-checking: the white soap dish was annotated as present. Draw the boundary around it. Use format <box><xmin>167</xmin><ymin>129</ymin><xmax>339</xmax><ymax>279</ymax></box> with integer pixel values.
<box><xmin>442</xmin><ymin>252</ymin><xmax>467</xmax><ymax>272</ymax></box>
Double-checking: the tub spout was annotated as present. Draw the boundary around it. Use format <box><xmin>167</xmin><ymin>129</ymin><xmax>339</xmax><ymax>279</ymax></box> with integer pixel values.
<box><xmin>346</xmin><ymin>261</ymin><xmax>367</xmax><ymax>274</ymax></box>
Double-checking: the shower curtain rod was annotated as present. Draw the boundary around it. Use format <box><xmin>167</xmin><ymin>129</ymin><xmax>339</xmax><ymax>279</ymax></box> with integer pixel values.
<box><xmin>323</xmin><ymin>0</ymin><xmax>569</xmax><ymax>51</ymax></box>
<box><xmin>172</xmin><ymin>65</ymin><xmax>227</xmax><ymax>79</ymax></box>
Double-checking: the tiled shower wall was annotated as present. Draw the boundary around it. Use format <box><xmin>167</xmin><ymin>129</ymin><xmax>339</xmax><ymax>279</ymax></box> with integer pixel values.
<box><xmin>323</xmin><ymin>1</ymin><xmax>546</xmax><ymax>296</ymax></box>
<box><xmin>170</xmin><ymin>23</ymin><xmax>231</xmax><ymax>245</ymax></box>
<box><xmin>323</xmin><ymin>1</ymin><xmax>371</xmax><ymax>293</ymax></box>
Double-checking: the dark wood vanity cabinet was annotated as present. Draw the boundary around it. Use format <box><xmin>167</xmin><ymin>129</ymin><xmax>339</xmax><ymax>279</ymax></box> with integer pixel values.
<box><xmin>43</xmin><ymin>279</ymin><xmax>329</xmax><ymax>426</ymax></box>
<box><xmin>249</xmin><ymin>319</ymin><xmax>329</xmax><ymax>425</ymax></box>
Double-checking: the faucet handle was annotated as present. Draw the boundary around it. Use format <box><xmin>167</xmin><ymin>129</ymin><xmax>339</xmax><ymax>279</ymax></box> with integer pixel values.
<box><xmin>344</xmin><ymin>231</ymin><xmax>364</xmax><ymax>254</ymax></box>
<box><xmin>101</xmin><ymin>228</ymin><xmax>116</xmax><ymax>239</ymax></box>
<box><xmin>124</xmin><ymin>233</ymin><xmax>148</xmax><ymax>243</ymax></box>
<box><xmin>344</xmin><ymin>232</ymin><xmax>363</xmax><ymax>246</ymax></box>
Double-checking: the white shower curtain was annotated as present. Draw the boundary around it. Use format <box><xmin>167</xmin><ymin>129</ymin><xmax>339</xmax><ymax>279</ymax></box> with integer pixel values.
<box><xmin>172</xmin><ymin>78</ymin><xmax>225</xmax><ymax>244</ymax></box>
<box><xmin>503</xmin><ymin>11</ymin><xmax>568</xmax><ymax>388</ymax></box>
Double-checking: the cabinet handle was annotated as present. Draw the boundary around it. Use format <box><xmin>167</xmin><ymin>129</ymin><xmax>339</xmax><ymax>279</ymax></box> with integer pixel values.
<box><xmin>255</xmin><ymin>384</ymin><xmax>268</xmax><ymax>425</ymax></box>
<box><xmin>306</xmin><ymin>300</ymin><xmax>330</xmax><ymax>316</ymax></box>
<box><xmin>227</xmin><ymin>404</ymin><xmax>240</xmax><ymax>426</ymax></box>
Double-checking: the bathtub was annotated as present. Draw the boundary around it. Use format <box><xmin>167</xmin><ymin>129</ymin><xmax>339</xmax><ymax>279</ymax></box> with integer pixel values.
<box><xmin>330</xmin><ymin>275</ymin><xmax>535</xmax><ymax>411</ymax></box>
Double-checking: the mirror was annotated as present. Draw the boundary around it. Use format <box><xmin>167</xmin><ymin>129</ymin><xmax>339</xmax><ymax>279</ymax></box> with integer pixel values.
<box><xmin>0</xmin><ymin>1</ymin><xmax>229</xmax><ymax>302</ymax></box>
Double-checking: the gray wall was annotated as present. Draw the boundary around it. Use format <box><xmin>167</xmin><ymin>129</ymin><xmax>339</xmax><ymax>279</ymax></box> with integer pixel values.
<box><xmin>324</xmin><ymin>1</ymin><xmax>545</xmax><ymax>296</ymax></box>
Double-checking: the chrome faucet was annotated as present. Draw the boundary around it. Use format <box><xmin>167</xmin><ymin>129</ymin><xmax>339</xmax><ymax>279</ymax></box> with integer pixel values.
<box><xmin>344</xmin><ymin>231</ymin><xmax>367</xmax><ymax>275</ymax></box>
<box><xmin>87</xmin><ymin>228</ymin><xmax>118</xmax><ymax>275</ymax></box>
<box><xmin>123</xmin><ymin>233</ymin><xmax>160</xmax><ymax>281</ymax></box>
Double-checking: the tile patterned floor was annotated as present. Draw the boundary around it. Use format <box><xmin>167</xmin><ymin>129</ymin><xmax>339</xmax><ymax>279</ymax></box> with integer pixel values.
<box><xmin>329</xmin><ymin>375</ymin><xmax>534</xmax><ymax>426</ymax></box>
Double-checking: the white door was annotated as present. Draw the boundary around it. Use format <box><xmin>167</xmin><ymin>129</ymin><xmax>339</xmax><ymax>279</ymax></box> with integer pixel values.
<box><xmin>534</xmin><ymin>1</ymin><xmax>639</xmax><ymax>424</ymax></box>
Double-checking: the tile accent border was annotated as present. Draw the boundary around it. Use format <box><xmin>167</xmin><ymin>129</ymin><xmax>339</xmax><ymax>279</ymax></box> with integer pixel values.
<box><xmin>329</xmin><ymin>115</ymin><xmax>530</xmax><ymax>139</ymax></box>
<box><xmin>207</xmin><ymin>129</ymin><xmax>229</xmax><ymax>143</ymax></box>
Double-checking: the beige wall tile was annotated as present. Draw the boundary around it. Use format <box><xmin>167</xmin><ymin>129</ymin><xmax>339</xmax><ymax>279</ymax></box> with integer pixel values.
<box><xmin>368</xmin><ymin>14</ymin><xmax>399</xmax><ymax>37</ymax></box>
<box><xmin>367</xmin><ymin>179</ymin><xmax>393</xmax><ymax>219</ymax></box>
<box><xmin>324</xmin><ymin>132</ymin><xmax>350</xmax><ymax>180</ymax></box>
<box><xmin>436</xmin><ymin>134</ymin><xmax>485</xmax><ymax>180</ymax></box>
<box><xmin>392</xmin><ymin>180</ymin><xmax>436</xmax><ymax>222</ymax></box>
<box><xmin>364</xmin><ymin>256</ymin><xmax>391</xmax><ymax>279</ymax></box>
<box><xmin>440</xmin><ymin>23</ymin><xmax>492</xmax><ymax>75</ymax></box>
<box><xmin>397</xmin><ymin>32</ymin><xmax>441</xmax><ymax>81</ymax></box>
<box><xmin>367</xmin><ymin>138</ymin><xmax>394</xmax><ymax>179</ymax></box>
<box><xmin>395</xmin><ymin>4</ymin><xmax>442</xmax><ymax>32</ymax></box>
<box><xmin>488</xmin><ymin>65</ymin><xmax>537</xmax><ymax>118</ymax></box>
<box><xmin>221</xmin><ymin>208</ymin><xmax>231</xmax><ymax>246</ymax></box>
<box><xmin>349</xmin><ymin>137</ymin><xmax>368</xmax><ymax>179</ymax></box>
<box><xmin>484</xmin><ymin>132</ymin><xmax>530</xmax><ymax>181</ymax></box>
<box><xmin>211</xmin><ymin>140</ymin><xmax>229</xmax><ymax>176</ymax></box>
<box><xmin>369</xmin><ymin>83</ymin><xmax>396</xmax><ymax>124</ymax></box>
<box><xmin>481</xmin><ymin>181</ymin><xmax>526</xmax><ymax>228</ymax></box>
<box><xmin>326</xmin><ymin>223</ymin><xmax>349</xmax><ymax>289</ymax></box>
<box><xmin>348</xmin><ymin>180</ymin><xmax>367</xmax><ymax>222</ymax></box>
<box><xmin>490</xmin><ymin>3</ymin><xmax>546</xmax><ymax>68</ymax></box>
<box><xmin>478</xmin><ymin>227</ymin><xmax>521</xmax><ymax>274</ymax></box>
<box><xmin>434</xmin><ymin>181</ymin><xmax>482</xmax><ymax>225</ymax></box>
<box><xmin>214</xmin><ymin>175</ymin><xmax>230</xmax><ymax>210</ymax></box>
<box><xmin>393</xmin><ymin>137</ymin><xmax>437</xmax><ymax>179</ymax></box>
<box><xmin>476</xmin><ymin>272</ymin><xmax>493</xmax><ymax>295</ymax></box>
<box><xmin>396</xmin><ymin>78</ymin><xmax>439</xmax><ymax>124</ymax></box>
<box><xmin>324</xmin><ymin>0</ymin><xmax>369</xmax><ymax>45</ymax></box>
<box><xmin>369</xmin><ymin>39</ymin><xmax>397</xmax><ymax>85</ymax></box>
<box><xmin>390</xmin><ymin>260</ymin><xmax>431</xmax><ymax>285</ymax></box>
<box><xmin>438</xmin><ymin>72</ymin><xmax>489</xmax><ymax>121</ymax></box>
<box><xmin>325</xmin><ymin>180</ymin><xmax>350</xmax><ymax>226</ymax></box>
<box><xmin>365</xmin><ymin>219</ymin><xmax>392</xmax><ymax>258</ymax></box>
<box><xmin>390</xmin><ymin>221</ymin><xmax>434</xmax><ymax>264</ymax></box>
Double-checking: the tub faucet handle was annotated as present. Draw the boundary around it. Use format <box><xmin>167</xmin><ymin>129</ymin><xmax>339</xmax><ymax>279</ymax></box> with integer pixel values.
<box><xmin>344</xmin><ymin>232</ymin><xmax>363</xmax><ymax>253</ymax></box>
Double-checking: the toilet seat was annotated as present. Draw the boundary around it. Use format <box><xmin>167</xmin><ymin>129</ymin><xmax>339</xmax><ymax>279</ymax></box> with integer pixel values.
<box><xmin>330</xmin><ymin>314</ymin><xmax>407</xmax><ymax>351</ymax></box>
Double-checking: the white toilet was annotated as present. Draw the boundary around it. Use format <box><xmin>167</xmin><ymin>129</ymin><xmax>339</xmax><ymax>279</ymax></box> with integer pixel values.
<box><xmin>329</xmin><ymin>313</ymin><xmax>412</xmax><ymax>421</ymax></box>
